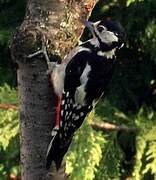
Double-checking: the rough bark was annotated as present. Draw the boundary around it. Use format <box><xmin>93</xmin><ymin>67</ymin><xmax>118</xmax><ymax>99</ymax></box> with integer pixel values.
<box><xmin>10</xmin><ymin>0</ymin><xmax>97</xmax><ymax>179</ymax></box>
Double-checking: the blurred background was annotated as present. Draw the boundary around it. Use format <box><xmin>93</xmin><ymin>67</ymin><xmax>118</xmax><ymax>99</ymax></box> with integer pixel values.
<box><xmin>0</xmin><ymin>0</ymin><xmax>156</xmax><ymax>179</ymax></box>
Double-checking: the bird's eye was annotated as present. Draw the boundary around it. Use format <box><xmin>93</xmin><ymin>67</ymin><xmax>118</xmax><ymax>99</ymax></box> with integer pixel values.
<box><xmin>97</xmin><ymin>25</ymin><xmax>106</xmax><ymax>33</ymax></box>
<box><xmin>114</xmin><ymin>32</ymin><xmax>119</xmax><ymax>36</ymax></box>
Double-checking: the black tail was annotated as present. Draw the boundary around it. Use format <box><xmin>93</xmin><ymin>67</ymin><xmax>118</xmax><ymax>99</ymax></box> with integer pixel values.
<box><xmin>46</xmin><ymin>131</ymin><xmax>72</xmax><ymax>170</ymax></box>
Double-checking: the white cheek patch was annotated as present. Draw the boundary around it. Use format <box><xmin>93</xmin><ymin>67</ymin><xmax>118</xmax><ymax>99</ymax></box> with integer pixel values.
<box><xmin>106</xmin><ymin>31</ymin><xmax>118</xmax><ymax>42</ymax></box>
<box><xmin>95</xmin><ymin>28</ymin><xmax>118</xmax><ymax>44</ymax></box>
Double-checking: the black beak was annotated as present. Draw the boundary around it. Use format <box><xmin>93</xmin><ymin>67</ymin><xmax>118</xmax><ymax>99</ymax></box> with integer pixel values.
<box><xmin>83</xmin><ymin>20</ymin><xmax>93</xmax><ymax>29</ymax></box>
<box><xmin>81</xmin><ymin>20</ymin><xmax>95</xmax><ymax>38</ymax></box>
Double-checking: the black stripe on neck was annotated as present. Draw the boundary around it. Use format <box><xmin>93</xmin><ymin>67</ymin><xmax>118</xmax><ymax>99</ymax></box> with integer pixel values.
<box><xmin>92</xmin><ymin>29</ymin><xmax>119</xmax><ymax>52</ymax></box>
<box><xmin>81</xmin><ymin>39</ymin><xmax>118</xmax><ymax>54</ymax></box>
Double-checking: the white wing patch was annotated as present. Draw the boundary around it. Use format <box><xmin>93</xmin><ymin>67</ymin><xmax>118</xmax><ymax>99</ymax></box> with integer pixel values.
<box><xmin>75</xmin><ymin>84</ymin><xmax>86</xmax><ymax>106</ymax></box>
<box><xmin>75</xmin><ymin>63</ymin><xmax>91</xmax><ymax>106</ymax></box>
<box><xmin>80</xmin><ymin>63</ymin><xmax>91</xmax><ymax>84</ymax></box>
<box><xmin>52</xmin><ymin>46</ymin><xmax>91</xmax><ymax>98</ymax></box>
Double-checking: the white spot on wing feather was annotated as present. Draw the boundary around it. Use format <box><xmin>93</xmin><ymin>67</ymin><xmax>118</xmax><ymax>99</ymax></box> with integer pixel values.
<box><xmin>61</xmin><ymin>100</ymin><xmax>65</xmax><ymax>105</ymax></box>
<box><xmin>74</xmin><ymin>115</ymin><xmax>79</xmax><ymax>120</ymax></box>
<box><xmin>76</xmin><ymin>105</ymin><xmax>82</xmax><ymax>110</ymax></box>
<box><xmin>61</xmin><ymin>110</ymin><xmax>64</xmax><ymax>116</ymax></box>
<box><xmin>65</xmin><ymin>104</ymin><xmax>67</xmax><ymax>110</ymax></box>
<box><xmin>66</xmin><ymin>92</ymin><xmax>70</xmax><ymax>97</ymax></box>
<box><xmin>72</xmin><ymin>114</ymin><xmax>76</xmax><ymax>119</ymax></box>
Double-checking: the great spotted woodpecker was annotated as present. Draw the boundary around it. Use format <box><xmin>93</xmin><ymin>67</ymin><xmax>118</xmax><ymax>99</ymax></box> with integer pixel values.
<box><xmin>45</xmin><ymin>19</ymin><xmax>125</xmax><ymax>170</ymax></box>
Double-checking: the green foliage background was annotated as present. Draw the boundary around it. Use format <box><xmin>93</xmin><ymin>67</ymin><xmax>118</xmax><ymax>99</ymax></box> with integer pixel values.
<box><xmin>0</xmin><ymin>0</ymin><xmax>156</xmax><ymax>179</ymax></box>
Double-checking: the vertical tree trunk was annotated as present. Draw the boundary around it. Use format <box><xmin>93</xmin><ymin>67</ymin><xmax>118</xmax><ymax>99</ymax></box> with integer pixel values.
<box><xmin>11</xmin><ymin>0</ymin><xmax>97</xmax><ymax>179</ymax></box>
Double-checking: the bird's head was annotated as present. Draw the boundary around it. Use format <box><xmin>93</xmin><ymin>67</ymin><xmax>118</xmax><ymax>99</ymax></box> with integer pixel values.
<box><xmin>83</xmin><ymin>19</ymin><xmax>125</xmax><ymax>49</ymax></box>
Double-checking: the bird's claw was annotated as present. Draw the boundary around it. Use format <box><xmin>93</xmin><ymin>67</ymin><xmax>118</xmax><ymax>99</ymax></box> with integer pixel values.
<box><xmin>27</xmin><ymin>34</ymin><xmax>50</xmax><ymax>64</ymax></box>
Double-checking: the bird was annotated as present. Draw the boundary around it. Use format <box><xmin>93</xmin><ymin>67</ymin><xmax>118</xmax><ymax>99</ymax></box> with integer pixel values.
<box><xmin>46</xmin><ymin>19</ymin><xmax>125</xmax><ymax>170</ymax></box>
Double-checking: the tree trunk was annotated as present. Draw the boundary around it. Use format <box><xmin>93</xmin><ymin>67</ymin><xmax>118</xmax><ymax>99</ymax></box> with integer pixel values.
<box><xmin>11</xmin><ymin>0</ymin><xmax>97</xmax><ymax>179</ymax></box>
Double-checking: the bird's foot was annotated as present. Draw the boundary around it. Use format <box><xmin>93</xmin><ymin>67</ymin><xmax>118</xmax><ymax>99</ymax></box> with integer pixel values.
<box><xmin>27</xmin><ymin>34</ymin><xmax>50</xmax><ymax>64</ymax></box>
